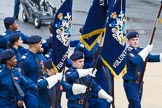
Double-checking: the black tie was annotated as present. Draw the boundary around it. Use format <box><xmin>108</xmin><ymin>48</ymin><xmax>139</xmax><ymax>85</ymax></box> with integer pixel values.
<box><xmin>10</xmin><ymin>70</ymin><xmax>25</xmax><ymax>97</ymax></box>
<box><xmin>34</xmin><ymin>54</ymin><xmax>43</xmax><ymax>78</ymax></box>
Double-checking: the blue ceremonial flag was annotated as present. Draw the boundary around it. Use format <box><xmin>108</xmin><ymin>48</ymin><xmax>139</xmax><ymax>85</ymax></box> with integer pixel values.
<box><xmin>79</xmin><ymin>0</ymin><xmax>108</xmax><ymax>50</ymax></box>
<box><xmin>101</xmin><ymin>0</ymin><xmax>127</xmax><ymax>78</ymax></box>
<box><xmin>52</xmin><ymin>0</ymin><xmax>73</xmax><ymax>72</ymax></box>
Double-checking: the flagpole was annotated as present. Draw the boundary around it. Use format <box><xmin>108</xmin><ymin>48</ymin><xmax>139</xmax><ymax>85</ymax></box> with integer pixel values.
<box><xmin>110</xmin><ymin>0</ymin><xmax>124</xmax><ymax>108</ymax></box>
<box><xmin>83</xmin><ymin>32</ymin><xmax>105</xmax><ymax>108</ymax></box>
<box><xmin>111</xmin><ymin>77</ymin><xmax>115</xmax><ymax>108</ymax></box>
<box><xmin>138</xmin><ymin>3</ymin><xmax>162</xmax><ymax>94</ymax></box>
<box><xmin>55</xmin><ymin>81</ymin><xmax>60</xmax><ymax>108</ymax></box>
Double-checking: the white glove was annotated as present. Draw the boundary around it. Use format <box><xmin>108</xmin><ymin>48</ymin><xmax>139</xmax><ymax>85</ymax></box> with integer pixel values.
<box><xmin>77</xmin><ymin>68</ymin><xmax>97</xmax><ymax>78</ymax></box>
<box><xmin>98</xmin><ymin>89</ymin><xmax>113</xmax><ymax>103</ymax></box>
<box><xmin>72</xmin><ymin>83</ymin><xmax>87</xmax><ymax>95</ymax></box>
<box><xmin>46</xmin><ymin>73</ymin><xmax>62</xmax><ymax>89</ymax></box>
<box><xmin>160</xmin><ymin>53</ymin><xmax>162</xmax><ymax>62</ymax></box>
<box><xmin>56</xmin><ymin>73</ymin><xmax>63</xmax><ymax>81</ymax></box>
<box><xmin>138</xmin><ymin>44</ymin><xmax>153</xmax><ymax>61</ymax></box>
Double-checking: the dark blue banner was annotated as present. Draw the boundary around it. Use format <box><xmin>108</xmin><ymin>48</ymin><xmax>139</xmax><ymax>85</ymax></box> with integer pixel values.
<box><xmin>101</xmin><ymin>0</ymin><xmax>127</xmax><ymax>78</ymax></box>
<box><xmin>52</xmin><ymin>0</ymin><xmax>73</xmax><ymax>72</ymax></box>
<box><xmin>79</xmin><ymin>0</ymin><xmax>109</xmax><ymax>50</ymax></box>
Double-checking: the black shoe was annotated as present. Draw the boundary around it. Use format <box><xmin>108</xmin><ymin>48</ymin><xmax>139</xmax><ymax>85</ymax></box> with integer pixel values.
<box><xmin>13</xmin><ymin>16</ymin><xmax>18</xmax><ymax>19</ymax></box>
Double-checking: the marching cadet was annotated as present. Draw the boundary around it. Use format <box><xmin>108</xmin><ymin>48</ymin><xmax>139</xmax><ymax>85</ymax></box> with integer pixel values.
<box><xmin>0</xmin><ymin>17</ymin><xmax>29</xmax><ymax>50</ymax></box>
<box><xmin>64</xmin><ymin>51</ymin><xmax>113</xmax><ymax>108</ymax></box>
<box><xmin>0</xmin><ymin>49</ymin><xmax>37</xmax><ymax>108</ymax></box>
<box><xmin>38</xmin><ymin>59</ymin><xmax>87</xmax><ymax>108</ymax></box>
<box><xmin>74</xmin><ymin>42</ymin><xmax>112</xmax><ymax>108</ymax></box>
<box><xmin>18</xmin><ymin>35</ymin><xmax>47</xmax><ymax>108</ymax></box>
<box><xmin>74</xmin><ymin>42</ymin><xmax>98</xmax><ymax>69</ymax></box>
<box><xmin>37</xmin><ymin>59</ymin><xmax>62</xmax><ymax>108</ymax></box>
<box><xmin>19</xmin><ymin>35</ymin><xmax>47</xmax><ymax>83</ymax></box>
<box><xmin>8</xmin><ymin>33</ymin><xmax>28</xmax><ymax>66</ymax></box>
<box><xmin>123</xmin><ymin>32</ymin><xmax>162</xmax><ymax>108</ymax></box>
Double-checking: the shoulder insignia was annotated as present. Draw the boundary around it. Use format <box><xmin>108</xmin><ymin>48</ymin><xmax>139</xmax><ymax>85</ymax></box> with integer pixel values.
<box><xmin>0</xmin><ymin>32</ymin><xmax>6</xmax><ymax>36</ymax></box>
<box><xmin>129</xmin><ymin>53</ymin><xmax>135</xmax><ymax>57</ymax></box>
<box><xmin>42</xmin><ymin>39</ymin><xmax>46</xmax><ymax>44</ymax></box>
<box><xmin>17</xmin><ymin>68</ymin><xmax>22</xmax><ymax>72</ymax></box>
<box><xmin>80</xmin><ymin>44</ymin><xmax>84</xmax><ymax>48</ymax></box>
<box><xmin>21</xmin><ymin>53</ymin><xmax>28</xmax><ymax>59</ymax></box>
<box><xmin>15</xmin><ymin>30</ymin><xmax>20</xmax><ymax>32</ymax></box>
<box><xmin>37</xmin><ymin>79</ymin><xmax>43</xmax><ymax>83</ymax></box>
<box><xmin>127</xmin><ymin>46</ymin><xmax>133</xmax><ymax>51</ymax></box>
<box><xmin>12</xmin><ymin>67</ymin><xmax>18</xmax><ymax>71</ymax></box>
<box><xmin>66</xmin><ymin>72</ymin><xmax>71</xmax><ymax>75</ymax></box>
<box><xmin>45</xmin><ymin>54</ymin><xmax>50</xmax><ymax>58</ymax></box>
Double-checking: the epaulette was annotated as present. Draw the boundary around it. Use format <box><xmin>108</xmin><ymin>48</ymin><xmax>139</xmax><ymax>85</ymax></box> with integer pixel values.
<box><xmin>15</xmin><ymin>30</ymin><xmax>20</xmax><ymax>32</ymax></box>
<box><xmin>66</xmin><ymin>68</ymin><xmax>74</xmax><ymax>75</ymax></box>
<box><xmin>21</xmin><ymin>53</ymin><xmax>28</xmax><ymax>60</ymax></box>
<box><xmin>45</xmin><ymin>54</ymin><xmax>50</xmax><ymax>58</ymax></box>
<box><xmin>0</xmin><ymin>65</ymin><xmax>2</xmax><ymax>72</ymax></box>
<box><xmin>127</xmin><ymin>46</ymin><xmax>133</xmax><ymax>52</ymax></box>
<box><xmin>80</xmin><ymin>43</ymin><xmax>84</xmax><ymax>48</ymax></box>
<box><xmin>0</xmin><ymin>32</ymin><xmax>6</xmax><ymax>37</ymax></box>
<box><xmin>11</xmin><ymin>67</ymin><xmax>17</xmax><ymax>71</ymax></box>
<box><xmin>37</xmin><ymin>79</ymin><xmax>43</xmax><ymax>83</ymax></box>
<box><xmin>42</xmin><ymin>39</ymin><xmax>47</xmax><ymax>44</ymax></box>
<box><xmin>12</xmin><ymin>67</ymin><xmax>22</xmax><ymax>72</ymax></box>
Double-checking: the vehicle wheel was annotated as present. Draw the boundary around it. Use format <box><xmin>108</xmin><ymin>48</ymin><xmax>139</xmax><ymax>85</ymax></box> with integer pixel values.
<box><xmin>34</xmin><ymin>16</ymin><xmax>41</xmax><ymax>28</ymax></box>
<box><xmin>22</xmin><ymin>9</ymin><xmax>28</xmax><ymax>22</ymax></box>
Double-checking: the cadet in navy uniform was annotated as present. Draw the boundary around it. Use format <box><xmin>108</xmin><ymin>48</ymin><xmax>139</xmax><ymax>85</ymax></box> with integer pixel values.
<box><xmin>8</xmin><ymin>34</ymin><xmax>28</xmax><ymax>66</ymax></box>
<box><xmin>37</xmin><ymin>59</ymin><xmax>62</xmax><ymax>108</ymax></box>
<box><xmin>64</xmin><ymin>51</ymin><xmax>113</xmax><ymax>108</ymax></box>
<box><xmin>0</xmin><ymin>49</ymin><xmax>37</xmax><ymax>108</ymax></box>
<box><xmin>39</xmin><ymin>59</ymin><xmax>88</xmax><ymax>108</ymax></box>
<box><xmin>123</xmin><ymin>32</ymin><xmax>162</xmax><ymax>108</ymax></box>
<box><xmin>74</xmin><ymin>42</ymin><xmax>112</xmax><ymax>108</ymax></box>
<box><xmin>19</xmin><ymin>35</ymin><xmax>47</xmax><ymax>83</ymax></box>
<box><xmin>74</xmin><ymin>42</ymin><xmax>98</xmax><ymax>69</ymax></box>
<box><xmin>0</xmin><ymin>17</ymin><xmax>29</xmax><ymax>50</ymax></box>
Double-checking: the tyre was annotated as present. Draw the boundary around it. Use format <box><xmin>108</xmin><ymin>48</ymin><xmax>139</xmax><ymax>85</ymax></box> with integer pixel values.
<box><xmin>22</xmin><ymin>9</ymin><xmax>28</xmax><ymax>22</ymax></box>
<box><xmin>34</xmin><ymin>16</ymin><xmax>41</xmax><ymax>28</ymax></box>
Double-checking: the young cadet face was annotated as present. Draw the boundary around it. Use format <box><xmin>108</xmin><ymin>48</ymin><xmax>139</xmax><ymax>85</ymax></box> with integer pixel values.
<box><xmin>34</xmin><ymin>42</ymin><xmax>42</xmax><ymax>52</ymax></box>
<box><xmin>15</xmin><ymin>37</ymin><xmax>23</xmax><ymax>47</ymax></box>
<box><xmin>72</xmin><ymin>58</ymin><xmax>84</xmax><ymax>69</ymax></box>
<box><xmin>10</xmin><ymin>21</ymin><xmax>18</xmax><ymax>31</ymax></box>
<box><xmin>128</xmin><ymin>37</ymin><xmax>139</xmax><ymax>48</ymax></box>
<box><xmin>46</xmin><ymin>68</ymin><xmax>57</xmax><ymax>76</ymax></box>
<box><xmin>7</xmin><ymin>56</ymin><xmax>17</xmax><ymax>67</ymax></box>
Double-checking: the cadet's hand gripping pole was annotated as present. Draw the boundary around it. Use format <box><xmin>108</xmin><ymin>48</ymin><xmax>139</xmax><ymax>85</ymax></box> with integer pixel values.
<box><xmin>83</xmin><ymin>32</ymin><xmax>105</xmax><ymax>108</ymax></box>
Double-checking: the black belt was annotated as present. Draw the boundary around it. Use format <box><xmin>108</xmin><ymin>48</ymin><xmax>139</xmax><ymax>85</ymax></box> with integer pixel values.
<box><xmin>69</xmin><ymin>100</ymin><xmax>84</xmax><ymax>104</ymax></box>
<box><xmin>0</xmin><ymin>96</ymin><xmax>16</xmax><ymax>102</ymax></box>
<box><xmin>27</xmin><ymin>89</ymin><xmax>38</xmax><ymax>92</ymax></box>
<box><xmin>124</xmin><ymin>80</ymin><xmax>139</xmax><ymax>83</ymax></box>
